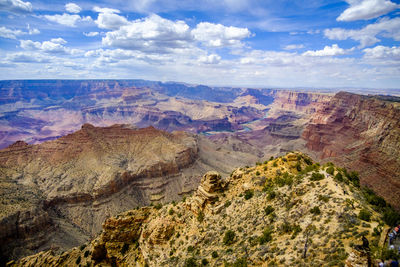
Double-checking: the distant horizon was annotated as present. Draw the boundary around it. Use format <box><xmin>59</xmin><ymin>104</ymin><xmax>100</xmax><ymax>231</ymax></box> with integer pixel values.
<box><xmin>1</xmin><ymin>78</ymin><xmax>399</xmax><ymax>96</ymax></box>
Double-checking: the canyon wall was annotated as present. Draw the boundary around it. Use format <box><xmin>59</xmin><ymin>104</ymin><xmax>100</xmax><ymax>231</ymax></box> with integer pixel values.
<box><xmin>303</xmin><ymin>92</ymin><xmax>400</xmax><ymax>210</ymax></box>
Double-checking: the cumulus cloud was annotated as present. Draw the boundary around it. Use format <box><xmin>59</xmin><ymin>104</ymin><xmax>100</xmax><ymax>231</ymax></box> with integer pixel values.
<box><xmin>337</xmin><ymin>0</ymin><xmax>399</xmax><ymax>21</ymax></box>
<box><xmin>324</xmin><ymin>17</ymin><xmax>400</xmax><ymax>47</ymax></box>
<box><xmin>5</xmin><ymin>52</ymin><xmax>50</xmax><ymax>63</ymax></box>
<box><xmin>20</xmin><ymin>38</ymin><xmax>82</xmax><ymax>55</ymax></box>
<box><xmin>283</xmin><ymin>44</ymin><xmax>304</xmax><ymax>50</ymax></box>
<box><xmin>192</xmin><ymin>22</ymin><xmax>251</xmax><ymax>47</ymax></box>
<box><xmin>93</xmin><ymin>6</ymin><xmax>129</xmax><ymax>30</ymax></box>
<box><xmin>44</xmin><ymin>13</ymin><xmax>92</xmax><ymax>27</ymax></box>
<box><xmin>0</xmin><ymin>25</ymin><xmax>39</xmax><ymax>39</ymax></box>
<box><xmin>65</xmin><ymin>3</ymin><xmax>81</xmax><ymax>13</ymax></box>
<box><xmin>102</xmin><ymin>14</ymin><xmax>191</xmax><ymax>53</ymax></box>
<box><xmin>198</xmin><ymin>54</ymin><xmax>221</xmax><ymax>64</ymax></box>
<box><xmin>363</xmin><ymin>45</ymin><xmax>400</xmax><ymax>60</ymax></box>
<box><xmin>84</xmin><ymin>31</ymin><xmax>99</xmax><ymax>37</ymax></box>
<box><xmin>0</xmin><ymin>0</ymin><xmax>32</xmax><ymax>14</ymax></box>
<box><xmin>302</xmin><ymin>44</ymin><xmax>347</xmax><ymax>56</ymax></box>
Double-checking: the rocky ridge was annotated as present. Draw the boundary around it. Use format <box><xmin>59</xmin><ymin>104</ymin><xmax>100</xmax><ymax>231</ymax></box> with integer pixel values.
<box><xmin>0</xmin><ymin>124</ymin><xmax>260</xmax><ymax>263</ymax></box>
<box><xmin>11</xmin><ymin>152</ymin><xmax>398</xmax><ymax>266</ymax></box>
<box><xmin>302</xmin><ymin>92</ymin><xmax>400</xmax><ymax>210</ymax></box>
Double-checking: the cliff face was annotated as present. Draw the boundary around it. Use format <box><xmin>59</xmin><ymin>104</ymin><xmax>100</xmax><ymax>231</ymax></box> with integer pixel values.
<box><xmin>11</xmin><ymin>153</ymin><xmax>390</xmax><ymax>267</ymax></box>
<box><xmin>0</xmin><ymin>124</ymin><xmax>260</xmax><ymax>262</ymax></box>
<box><xmin>303</xmin><ymin>92</ymin><xmax>400</xmax><ymax>210</ymax></box>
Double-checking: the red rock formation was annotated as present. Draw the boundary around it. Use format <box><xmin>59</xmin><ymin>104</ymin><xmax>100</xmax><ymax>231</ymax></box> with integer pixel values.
<box><xmin>270</xmin><ymin>91</ymin><xmax>332</xmax><ymax>114</ymax></box>
<box><xmin>303</xmin><ymin>92</ymin><xmax>400</xmax><ymax>210</ymax></box>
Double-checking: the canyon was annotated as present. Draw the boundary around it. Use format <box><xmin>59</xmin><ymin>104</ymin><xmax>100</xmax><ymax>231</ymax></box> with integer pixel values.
<box><xmin>0</xmin><ymin>80</ymin><xmax>399</xmax><ymax>264</ymax></box>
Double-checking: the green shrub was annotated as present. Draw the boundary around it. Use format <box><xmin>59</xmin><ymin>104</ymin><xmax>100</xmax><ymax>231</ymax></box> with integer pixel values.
<box><xmin>233</xmin><ymin>257</ymin><xmax>247</xmax><ymax>267</ymax></box>
<box><xmin>201</xmin><ymin>258</ymin><xmax>209</xmax><ymax>265</ymax></box>
<box><xmin>273</xmin><ymin>161</ymin><xmax>278</xmax><ymax>167</ymax></box>
<box><xmin>79</xmin><ymin>244</ymin><xmax>86</xmax><ymax>251</ymax></box>
<box><xmin>244</xmin><ymin>190</ymin><xmax>254</xmax><ymax>200</ymax></box>
<box><xmin>295</xmin><ymin>162</ymin><xmax>302</xmax><ymax>172</ymax></box>
<box><xmin>224</xmin><ymin>200</ymin><xmax>231</xmax><ymax>207</ymax></box>
<box><xmin>344</xmin><ymin>169</ymin><xmax>360</xmax><ymax>187</ymax></box>
<box><xmin>154</xmin><ymin>203</ymin><xmax>162</xmax><ymax>210</ymax></box>
<box><xmin>326</xmin><ymin>166</ymin><xmax>334</xmax><ymax>175</ymax></box>
<box><xmin>84</xmin><ymin>250</ymin><xmax>89</xmax><ymax>258</ymax></box>
<box><xmin>264</xmin><ymin>205</ymin><xmax>275</xmax><ymax>215</ymax></box>
<box><xmin>310</xmin><ymin>172</ymin><xmax>324</xmax><ymax>181</ymax></box>
<box><xmin>223</xmin><ymin>230</ymin><xmax>236</xmax><ymax>245</ymax></box>
<box><xmin>187</xmin><ymin>246</ymin><xmax>195</xmax><ymax>253</ymax></box>
<box><xmin>197</xmin><ymin>211</ymin><xmax>204</xmax><ymax>223</ymax></box>
<box><xmin>169</xmin><ymin>208</ymin><xmax>174</xmax><ymax>215</ymax></box>
<box><xmin>184</xmin><ymin>257</ymin><xmax>197</xmax><ymax>267</ymax></box>
<box><xmin>358</xmin><ymin>209</ymin><xmax>371</xmax><ymax>222</ymax></box>
<box><xmin>75</xmin><ymin>256</ymin><xmax>81</xmax><ymax>265</ymax></box>
<box><xmin>256</xmin><ymin>171</ymin><xmax>260</xmax><ymax>176</ymax></box>
<box><xmin>121</xmin><ymin>243</ymin><xmax>129</xmax><ymax>255</ymax></box>
<box><xmin>303</xmin><ymin>157</ymin><xmax>313</xmax><ymax>165</ymax></box>
<box><xmin>259</xmin><ymin>228</ymin><xmax>273</xmax><ymax>244</ymax></box>
<box><xmin>282</xmin><ymin>158</ymin><xmax>287</xmax><ymax>162</ymax></box>
<box><xmin>267</xmin><ymin>190</ymin><xmax>276</xmax><ymax>200</ymax></box>
<box><xmin>334</xmin><ymin>173</ymin><xmax>343</xmax><ymax>182</ymax></box>
<box><xmin>363</xmin><ymin>188</ymin><xmax>386</xmax><ymax>208</ymax></box>
<box><xmin>383</xmin><ymin>208</ymin><xmax>400</xmax><ymax>226</ymax></box>
<box><xmin>211</xmin><ymin>251</ymin><xmax>218</xmax><ymax>258</ymax></box>
<box><xmin>310</xmin><ymin>206</ymin><xmax>321</xmax><ymax>215</ymax></box>
<box><xmin>318</xmin><ymin>195</ymin><xmax>330</xmax><ymax>203</ymax></box>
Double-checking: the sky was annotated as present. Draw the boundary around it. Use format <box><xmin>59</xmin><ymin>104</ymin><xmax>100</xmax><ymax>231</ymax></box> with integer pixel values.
<box><xmin>0</xmin><ymin>0</ymin><xmax>399</xmax><ymax>89</ymax></box>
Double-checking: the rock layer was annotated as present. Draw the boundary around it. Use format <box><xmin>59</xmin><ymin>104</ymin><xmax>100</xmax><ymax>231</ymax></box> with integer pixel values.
<box><xmin>303</xmin><ymin>92</ymin><xmax>400</xmax><ymax>210</ymax></box>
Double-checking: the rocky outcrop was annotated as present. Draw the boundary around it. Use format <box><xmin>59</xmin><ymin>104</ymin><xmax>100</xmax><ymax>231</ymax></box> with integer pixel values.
<box><xmin>187</xmin><ymin>171</ymin><xmax>225</xmax><ymax>212</ymax></box>
<box><xmin>10</xmin><ymin>153</ymin><xmax>393</xmax><ymax>267</ymax></box>
<box><xmin>303</xmin><ymin>92</ymin><xmax>400</xmax><ymax>210</ymax></box>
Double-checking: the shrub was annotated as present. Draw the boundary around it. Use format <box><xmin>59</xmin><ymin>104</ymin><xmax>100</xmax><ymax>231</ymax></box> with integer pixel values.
<box><xmin>326</xmin><ymin>166</ymin><xmax>334</xmax><ymax>175</ymax></box>
<box><xmin>295</xmin><ymin>162</ymin><xmax>302</xmax><ymax>172</ymax></box>
<box><xmin>187</xmin><ymin>246</ymin><xmax>195</xmax><ymax>253</ymax></box>
<box><xmin>318</xmin><ymin>195</ymin><xmax>330</xmax><ymax>203</ymax></box>
<box><xmin>75</xmin><ymin>256</ymin><xmax>81</xmax><ymax>265</ymax></box>
<box><xmin>334</xmin><ymin>173</ymin><xmax>344</xmax><ymax>182</ymax></box>
<box><xmin>225</xmin><ymin>200</ymin><xmax>231</xmax><ymax>207</ymax></box>
<box><xmin>363</xmin><ymin>188</ymin><xmax>386</xmax><ymax>208</ymax></box>
<box><xmin>201</xmin><ymin>258</ymin><xmax>209</xmax><ymax>265</ymax></box>
<box><xmin>383</xmin><ymin>208</ymin><xmax>400</xmax><ymax>226</ymax></box>
<box><xmin>310</xmin><ymin>172</ymin><xmax>324</xmax><ymax>181</ymax></box>
<box><xmin>169</xmin><ymin>208</ymin><xmax>174</xmax><ymax>215</ymax></box>
<box><xmin>310</xmin><ymin>206</ymin><xmax>321</xmax><ymax>215</ymax></box>
<box><xmin>233</xmin><ymin>257</ymin><xmax>247</xmax><ymax>267</ymax></box>
<box><xmin>79</xmin><ymin>244</ymin><xmax>86</xmax><ymax>251</ymax></box>
<box><xmin>256</xmin><ymin>171</ymin><xmax>260</xmax><ymax>176</ymax></box>
<box><xmin>264</xmin><ymin>205</ymin><xmax>275</xmax><ymax>215</ymax></box>
<box><xmin>273</xmin><ymin>161</ymin><xmax>278</xmax><ymax>167</ymax></box>
<box><xmin>358</xmin><ymin>209</ymin><xmax>371</xmax><ymax>222</ymax></box>
<box><xmin>184</xmin><ymin>257</ymin><xmax>197</xmax><ymax>267</ymax></box>
<box><xmin>303</xmin><ymin>157</ymin><xmax>313</xmax><ymax>165</ymax></box>
<box><xmin>267</xmin><ymin>190</ymin><xmax>276</xmax><ymax>200</ymax></box>
<box><xmin>154</xmin><ymin>203</ymin><xmax>162</xmax><ymax>210</ymax></box>
<box><xmin>211</xmin><ymin>251</ymin><xmax>218</xmax><ymax>258</ymax></box>
<box><xmin>263</xmin><ymin>160</ymin><xmax>269</xmax><ymax>164</ymax></box>
<box><xmin>282</xmin><ymin>158</ymin><xmax>287</xmax><ymax>162</ymax></box>
<box><xmin>259</xmin><ymin>228</ymin><xmax>273</xmax><ymax>244</ymax></box>
<box><xmin>121</xmin><ymin>243</ymin><xmax>129</xmax><ymax>255</ymax></box>
<box><xmin>244</xmin><ymin>190</ymin><xmax>254</xmax><ymax>200</ymax></box>
<box><xmin>223</xmin><ymin>230</ymin><xmax>236</xmax><ymax>245</ymax></box>
<box><xmin>84</xmin><ymin>250</ymin><xmax>89</xmax><ymax>258</ymax></box>
<box><xmin>197</xmin><ymin>211</ymin><xmax>204</xmax><ymax>223</ymax></box>
<box><xmin>344</xmin><ymin>170</ymin><xmax>360</xmax><ymax>187</ymax></box>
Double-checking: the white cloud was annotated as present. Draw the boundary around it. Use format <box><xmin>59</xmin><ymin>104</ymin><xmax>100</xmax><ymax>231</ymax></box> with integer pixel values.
<box><xmin>20</xmin><ymin>38</ymin><xmax>82</xmax><ymax>55</ymax></box>
<box><xmin>65</xmin><ymin>3</ymin><xmax>81</xmax><ymax>14</ymax></box>
<box><xmin>0</xmin><ymin>25</ymin><xmax>39</xmax><ymax>39</ymax></box>
<box><xmin>192</xmin><ymin>22</ymin><xmax>251</xmax><ymax>47</ymax></box>
<box><xmin>302</xmin><ymin>44</ymin><xmax>348</xmax><ymax>56</ymax></box>
<box><xmin>102</xmin><ymin>14</ymin><xmax>191</xmax><ymax>53</ymax></box>
<box><xmin>84</xmin><ymin>31</ymin><xmax>99</xmax><ymax>37</ymax></box>
<box><xmin>198</xmin><ymin>54</ymin><xmax>221</xmax><ymax>64</ymax></box>
<box><xmin>363</xmin><ymin>45</ymin><xmax>400</xmax><ymax>60</ymax></box>
<box><xmin>0</xmin><ymin>0</ymin><xmax>32</xmax><ymax>14</ymax></box>
<box><xmin>283</xmin><ymin>44</ymin><xmax>304</xmax><ymax>50</ymax></box>
<box><xmin>5</xmin><ymin>52</ymin><xmax>50</xmax><ymax>63</ymax></box>
<box><xmin>93</xmin><ymin>7</ymin><xmax>129</xmax><ymax>30</ymax></box>
<box><xmin>44</xmin><ymin>13</ymin><xmax>92</xmax><ymax>27</ymax></box>
<box><xmin>0</xmin><ymin>26</ymin><xmax>23</xmax><ymax>39</ymax></box>
<box><xmin>337</xmin><ymin>0</ymin><xmax>399</xmax><ymax>21</ymax></box>
<box><xmin>324</xmin><ymin>17</ymin><xmax>400</xmax><ymax>47</ymax></box>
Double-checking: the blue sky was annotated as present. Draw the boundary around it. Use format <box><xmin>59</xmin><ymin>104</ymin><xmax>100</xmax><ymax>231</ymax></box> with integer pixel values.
<box><xmin>0</xmin><ymin>0</ymin><xmax>399</xmax><ymax>88</ymax></box>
